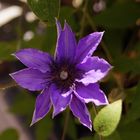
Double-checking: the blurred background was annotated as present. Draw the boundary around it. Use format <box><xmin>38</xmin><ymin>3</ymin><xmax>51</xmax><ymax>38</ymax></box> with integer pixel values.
<box><xmin>0</xmin><ymin>0</ymin><xmax>140</xmax><ymax>140</ymax></box>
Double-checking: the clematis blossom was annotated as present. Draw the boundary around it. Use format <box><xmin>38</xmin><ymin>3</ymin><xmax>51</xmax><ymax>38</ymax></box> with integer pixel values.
<box><xmin>10</xmin><ymin>20</ymin><xmax>111</xmax><ymax>130</ymax></box>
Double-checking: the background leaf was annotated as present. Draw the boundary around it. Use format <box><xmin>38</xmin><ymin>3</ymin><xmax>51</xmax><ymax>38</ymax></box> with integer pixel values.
<box><xmin>124</xmin><ymin>83</ymin><xmax>140</xmax><ymax>123</ymax></box>
<box><xmin>118</xmin><ymin>121</ymin><xmax>140</xmax><ymax>140</ymax></box>
<box><xmin>27</xmin><ymin>0</ymin><xmax>60</xmax><ymax>25</ymax></box>
<box><xmin>94</xmin><ymin>2</ymin><xmax>140</xmax><ymax>28</ymax></box>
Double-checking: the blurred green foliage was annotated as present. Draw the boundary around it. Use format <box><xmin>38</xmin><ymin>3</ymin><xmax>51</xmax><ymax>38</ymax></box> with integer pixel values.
<box><xmin>0</xmin><ymin>128</ymin><xmax>19</xmax><ymax>140</ymax></box>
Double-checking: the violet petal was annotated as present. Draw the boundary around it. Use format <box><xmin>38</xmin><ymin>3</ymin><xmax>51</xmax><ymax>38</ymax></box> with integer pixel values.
<box><xmin>74</xmin><ymin>82</ymin><xmax>108</xmax><ymax>106</ymax></box>
<box><xmin>56</xmin><ymin>21</ymin><xmax>77</xmax><ymax>62</ymax></box>
<box><xmin>76</xmin><ymin>56</ymin><xmax>111</xmax><ymax>85</ymax></box>
<box><xmin>10</xmin><ymin>68</ymin><xmax>48</xmax><ymax>91</ymax></box>
<box><xmin>31</xmin><ymin>88</ymin><xmax>51</xmax><ymax>125</ymax></box>
<box><xmin>69</xmin><ymin>95</ymin><xmax>92</xmax><ymax>130</ymax></box>
<box><xmin>50</xmin><ymin>84</ymin><xmax>72</xmax><ymax>118</ymax></box>
<box><xmin>75</xmin><ymin>32</ymin><xmax>104</xmax><ymax>63</ymax></box>
<box><xmin>56</xmin><ymin>18</ymin><xmax>62</xmax><ymax>37</ymax></box>
<box><xmin>13</xmin><ymin>48</ymin><xmax>52</xmax><ymax>73</ymax></box>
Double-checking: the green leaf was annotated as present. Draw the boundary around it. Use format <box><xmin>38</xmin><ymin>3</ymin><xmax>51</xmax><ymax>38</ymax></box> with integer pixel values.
<box><xmin>113</xmin><ymin>56</ymin><xmax>140</xmax><ymax>74</ymax></box>
<box><xmin>27</xmin><ymin>0</ymin><xmax>60</xmax><ymax>25</ymax></box>
<box><xmin>94</xmin><ymin>100</ymin><xmax>122</xmax><ymax>136</ymax></box>
<box><xmin>94</xmin><ymin>2</ymin><xmax>140</xmax><ymax>28</ymax></box>
<box><xmin>104</xmin><ymin>29</ymin><xmax>125</xmax><ymax>59</ymax></box>
<box><xmin>0</xmin><ymin>128</ymin><xmax>19</xmax><ymax>140</ymax></box>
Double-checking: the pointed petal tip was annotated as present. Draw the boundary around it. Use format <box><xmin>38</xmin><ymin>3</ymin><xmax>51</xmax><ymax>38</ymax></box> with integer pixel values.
<box><xmin>52</xmin><ymin>109</ymin><xmax>58</xmax><ymax>118</ymax></box>
<box><xmin>52</xmin><ymin>107</ymin><xmax>66</xmax><ymax>119</ymax></box>
<box><xmin>11</xmin><ymin>53</ymin><xmax>15</xmax><ymax>56</ymax></box>
<box><xmin>104</xmin><ymin>96</ymin><xmax>109</xmax><ymax>105</ymax></box>
<box><xmin>52</xmin><ymin>112</ymin><xmax>56</xmax><ymax>119</ymax></box>
<box><xmin>9</xmin><ymin>73</ymin><xmax>14</xmax><ymax>81</ymax></box>
<box><xmin>52</xmin><ymin>107</ymin><xmax>66</xmax><ymax>118</ymax></box>
<box><xmin>109</xmin><ymin>65</ymin><xmax>114</xmax><ymax>70</ymax></box>
<box><xmin>11</xmin><ymin>51</ymin><xmax>20</xmax><ymax>58</ymax></box>
<box><xmin>77</xmin><ymin>117</ymin><xmax>92</xmax><ymax>130</ymax></box>
<box><xmin>55</xmin><ymin>17</ymin><xmax>58</xmax><ymax>21</ymax></box>
<box><xmin>9</xmin><ymin>72</ymin><xmax>16</xmax><ymax>79</ymax></box>
<box><xmin>101</xmin><ymin>31</ymin><xmax>105</xmax><ymax>34</ymax></box>
<box><xmin>78</xmin><ymin>116</ymin><xmax>92</xmax><ymax>131</ymax></box>
<box><xmin>93</xmin><ymin>95</ymin><xmax>109</xmax><ymax>106</ymax></box>
<box><xmin>9</xmin><ymin>73</ymin><xmax>12</xmax><ymax>77</ymax></box>
<box><xmin>9</xmin><ymin>73</ymin><xmax>18</xmax><ymax>84</ymax></box>
<box><xmin>30</xmin><ymin>121</ymin><xmax>34</xmax><ymax>127</ymax></box>
<box><xmin>64</xmin><ymin>19</ymin><xmax>67</xmax><ymax>24</ymax></box>
<box><xmin>55</xmin><ymin>17</ymin><xmax>60</xmax><ymax>25</ymax></box>
<box><xmin>30</xmin><ymin>118</ymin><xmax>41</xmax><ymax>127</ymax></box>
<box><xmin>12</xmin><ymin>49</ymin><xmax>26</xmax><ymax>59</ymax></box>
<box><xmin>95</xmin><ymin>101</ymin><xmax>109</xmax><ymax>106</ymax></box>
<box><xmin>63</xmin><ymin>20</ymin><xmax>72</xmax><ymax>31</ymax></box>
<box><xmin>98</xmin><ymin>31</ymin><xmax>104</xmax><ymax>38</ymax></box>
<box><xmin>30</xmin><ymin>118</ymin><xmax>37</xmax><ymax>127</ymax></box>
<box><xmin>89</xmin><ymin>124</ymin><xmax>92</xmax><ymax>131</ymax></box>
<box><xmin>55</xmin><ymin>18</ymin><xmax>62</xmax><ymax>38</ymax></box>
<box><xmin>82</xmin><ymin>118</ymin><xmax>92</xmax><ymax>131</ymax></box>
<box><xmin>92</xmin><ymin>31</ymin><xmax>104</xmax><ymax>40</ymax></box>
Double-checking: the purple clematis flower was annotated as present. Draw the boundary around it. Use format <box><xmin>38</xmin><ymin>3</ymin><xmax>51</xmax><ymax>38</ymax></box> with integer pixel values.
<box><xmin>10</xmin><ymin>20</ymin><xmax>111</xmax><ymax>130</ymax></box>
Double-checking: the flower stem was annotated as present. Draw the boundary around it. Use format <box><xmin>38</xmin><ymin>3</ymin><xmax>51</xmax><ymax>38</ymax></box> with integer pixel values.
<box><xmin>0</xmin><ymin>82</ymin><xmax>17</xmax><ymax>90</ymax></box>
<box><xmin>79</xmin><ymin>0</ymin><xmax>88</xmax><ymax>38</ymax></box>
<box><xmin>61</xmin><ymin>109</ymin><xmax>70</xmax><ymax>140</ymax></box>
<box><xmin>99</xmin><ymin>134</ymin><xmax>103</xmax><ymax>140</ymax></box>
<box><xmin>93</xmin><ymin>104</ymin><xmax>104</xmax><ymax>140</ymax></box>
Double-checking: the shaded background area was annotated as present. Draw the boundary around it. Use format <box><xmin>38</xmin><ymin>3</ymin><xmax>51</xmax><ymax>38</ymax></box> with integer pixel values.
<box><xmin>0</xmin><ymin>0</ymin><xmax>140</xmax><ymax>140</ymax></box>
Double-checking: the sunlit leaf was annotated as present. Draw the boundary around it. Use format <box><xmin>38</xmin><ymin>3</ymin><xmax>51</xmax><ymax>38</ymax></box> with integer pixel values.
<box><xmin>94</xmin><ymin>100</ymin><xmax>122</xmax><ymax>136</ymax></box>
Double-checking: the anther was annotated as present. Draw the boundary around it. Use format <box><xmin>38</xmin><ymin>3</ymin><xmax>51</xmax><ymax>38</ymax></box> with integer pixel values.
<box><xmin>60</xmin><ymin>71</ymin><xmax>68</xmax><ymax>80</ymax></box>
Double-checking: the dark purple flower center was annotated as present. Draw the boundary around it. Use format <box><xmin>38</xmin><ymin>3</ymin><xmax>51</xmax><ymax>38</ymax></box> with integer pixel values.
<box><xmin>50</xmin><ymin>60</ymin><xmax>78</xmax><ymax>90</ymax></box>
